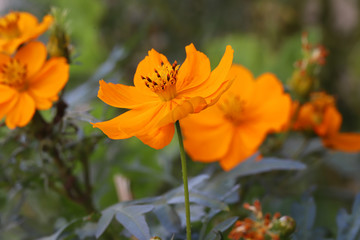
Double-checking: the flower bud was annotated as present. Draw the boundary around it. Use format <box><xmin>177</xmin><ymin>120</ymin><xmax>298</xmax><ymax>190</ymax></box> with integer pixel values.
<box><xmin>47</xmin><ymin>7</ymin><xmax>72</xmax><ymax>62</ymax></box>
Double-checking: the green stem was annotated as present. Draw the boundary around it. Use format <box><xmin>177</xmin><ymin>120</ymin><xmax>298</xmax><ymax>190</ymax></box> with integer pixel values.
<box><xmin>175</xmin><ymin>121</ymin><xmax>191</xmax><ymax>240</ymax></box>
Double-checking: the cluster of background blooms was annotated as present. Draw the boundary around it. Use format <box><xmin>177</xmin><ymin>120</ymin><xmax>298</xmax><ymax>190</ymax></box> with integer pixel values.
<box><xmin>93</xmin><ymin>46</ymin><xmax>294</xmax><ymax>172</ymax></box>
<box><xmin>287</xmin><ymin>33</ymin><xmax>360</xmax><ymax>153</ymax></box>
<box><xmin>228</xmin><ymin>200</ymin><xmax>295</xmax><ymax>240</ymax></box>
<box><xmin>93</xmin><ymin>35</ymin><xmax>360</xmax><ymax>172</ymax></box>
<box><xmin>0</xmin><ymin>11</ymin><xmax>69</xmax><ymax>129</ymax></box>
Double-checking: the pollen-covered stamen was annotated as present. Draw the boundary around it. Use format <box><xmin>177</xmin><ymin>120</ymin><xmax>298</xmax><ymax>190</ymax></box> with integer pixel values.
<box><xmin>142</xmin><ymin>60</ymin><xmax>179</xmax><ymax>101</ymax></box>
<box><xmin>218</xmin><ymin>95</ymin><xmax>247</xmax><ymax>125</ymax></box>
<box><xmin>0</xmin><ymin>59</ymin><xmax>28</xmax><ymax>90</ymax></box>
<box><xmin>0</xmin><ymin>12</ymin><xmax>21</xmax><ymax>39</ymax></box>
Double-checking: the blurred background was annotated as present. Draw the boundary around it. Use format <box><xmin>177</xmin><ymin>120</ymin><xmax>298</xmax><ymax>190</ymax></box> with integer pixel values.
<box><xmin>3</xmin><ymin>0</ymin><xmax>360</xmax><ymax>125</ymax></box>
<box><xmin>1</xmin><ymin>0</ymin><xmax>360</xmax><ymax>239</ymax></box>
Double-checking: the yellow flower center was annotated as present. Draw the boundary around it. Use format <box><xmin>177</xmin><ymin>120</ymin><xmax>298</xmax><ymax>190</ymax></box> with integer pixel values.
<box><xmin>0</xmin><ymin>59</ymin><xmax>28</xmax><ymax>90</ymax></box>
<box><xmin>0</xmin><ymin>13</ymin><xmax>21</xmax><ymax>39</ymax></box>
<box><xmin>218</xmin><ymin>95</ymin><xmax>246</xmax><ymax>125</ymax></box>
<box><xmin>142</xmin><ymin>61</ymin><xmax>179</xmax><ymax>101</ymax></box>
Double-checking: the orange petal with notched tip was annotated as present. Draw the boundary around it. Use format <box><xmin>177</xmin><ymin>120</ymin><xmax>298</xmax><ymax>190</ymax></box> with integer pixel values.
<box><xmin>178</xmin><ymin>45</ymin><xmax>233</xmax><ymax>102</ymax></box>
<box><xmin>176</xmin><ymin>44</ymin><xmax>211</xmax><ymax>91</ymax></box>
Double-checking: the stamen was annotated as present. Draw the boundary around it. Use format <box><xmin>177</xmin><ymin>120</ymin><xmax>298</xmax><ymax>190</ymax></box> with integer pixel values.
<box><xmin>142</xmin><ymin>60</ymin><xmax>179</xmax><ymax>101</ymax></box>
<box><xmin>0</xmin><ymin>59</ymin><xmax>28</xmax><ymax>91</ymax></box>
<box><xmin>218</xmin><ymin>95</ymin><xmax>246</xmax><ymax>125</ymax></box>
<box><xmin>0</xmin><ymin>12</ymin><xmax>21</xmax><ymax>39</ymax></box>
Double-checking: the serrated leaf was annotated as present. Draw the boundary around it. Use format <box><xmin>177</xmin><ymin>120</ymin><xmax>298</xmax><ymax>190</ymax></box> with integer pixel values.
<box><xmin>114</xmin><ymin>205</ymin><xmax>153</xmax><ymax>240</ymax></box>
<box><xmin>205</xmin><ymin>216</ymin><xmax>239</xmax><ymax>240</ymax></box>
<box><xmin>337</xmin><ymin>193</ymin><xmax>360</xmax><ymax>240</ymax></box>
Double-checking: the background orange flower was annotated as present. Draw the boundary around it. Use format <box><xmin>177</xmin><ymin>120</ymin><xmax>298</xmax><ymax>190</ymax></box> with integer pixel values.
<box><xmin>181</xmin><ymin>64</ymin><xmax>292</xmax><ymax>171</ymax></box>
<box><xmin>0</xmin><ymin>41</ymin><xmax>69</xmax><ymax>129</ymax></box>
<box><xmin>0</xmin><ymin>11</ymin><xmax>53</xmax><ymax>54</ymax></box>
<box><xmin>92</xmin><ymin>44</ymin><xmax>233</xmax><ymax>149</ymax></box>
<box><xmin>293</xmin><ymin>92</ymin><xmax>360</xmax><ymax>151</ymax></box>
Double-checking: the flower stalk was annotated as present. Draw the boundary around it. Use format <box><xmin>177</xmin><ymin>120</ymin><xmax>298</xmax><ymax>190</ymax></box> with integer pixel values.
<box><xmin>175</xmin><ymin>121</ymin><xmax>191</xmax><ymax>240</ymax></box>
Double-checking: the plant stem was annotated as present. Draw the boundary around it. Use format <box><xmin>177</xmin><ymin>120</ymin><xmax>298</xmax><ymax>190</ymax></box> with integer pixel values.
<box><xmin>175</xmin><ymin>121</ymin><xmax>191</xmax><ymax>240</ymax></box>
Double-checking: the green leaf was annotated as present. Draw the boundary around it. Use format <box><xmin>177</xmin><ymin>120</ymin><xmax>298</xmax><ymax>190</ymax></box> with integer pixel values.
<box><xmin>37</xmin><ymin>219</ymin><xmax>80</xmax><ymax>240</ymax></box>
<box><xmin>337</xmin><ymin>193</ymin><xmax>360</xmax><ymax>240</ymax></box>
<box><xmin>114</xmin><ymin>205</ymin><xmax>154</xmax><ymax>240</ymax></box>
<box><xmin>292</xmin><ymin>197</ymin><xmax>316</xmax><ymax>240</ymax></box>
<box><xmin>214</xmin><ymin>156</ymin><xmax>306</xmax><ymax>182</ymax></box>
<box><xmin>95</xmin><ymin>208</ymin><xmax>115</xmax><ymax>238</ymax></box>
<box><xmin>290</xmin><ymin>196</ymin><xmax>328</xmax><ymax>240</ymax></box>
<box><xmin>153</xmin><ymin>204</ymin><xmax>181</xmax><ymax>233</ymax></box>
<box><xmin>167</xmin><ymin>192</ymin><xmax>229</xmax><ymax>211</ymax></box>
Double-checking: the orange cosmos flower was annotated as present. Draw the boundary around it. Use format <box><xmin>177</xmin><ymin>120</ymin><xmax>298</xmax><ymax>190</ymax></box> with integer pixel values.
<box><xmin>0</xmin><ymin>12</ymin><xmax>53</xmax><ymax>54</ymax></box>
<box><xmin>0</xmin><ymin>41</ymin><xmax>69</xmax><ymax>129</ymax></box>
<box><xmin>293</xmin><ymin>92</ymin><xmax>360</xmax><ymax>151</ymax></box>
<box><xmin>92</xmin><ymin>44</ymin><xmax>234</xmax><ymax>149</ymax></box>
<box><xmin>181</xmin><ymin>65</ymin><xmax>292</xmax><ymax>171</ymax></box>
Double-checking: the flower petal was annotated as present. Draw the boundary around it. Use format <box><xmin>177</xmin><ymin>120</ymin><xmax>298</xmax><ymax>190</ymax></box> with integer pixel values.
<box><xmin>28</xmin><ymin>57</ymin><xmax>69</xmax><ymax>99</ymax></box>
<box><xmin>158</xmin><ymin>96</ymin><xmax>208</xmax><ymax>127</ymax></box>
<box><xmin>322</xmin><ymin>133</ymin><xmax>360</xmax><ymax>152</ymax></box>
<box><xmin>219</xmin><ymin>124</ymin><xmax>267</xmax><ymax>171</ymax></box>
<box><xmin>0</xmin><ymin>84</ymin><xmax>17</xmax><ymax>103</ymax></box>
<box><xmin>5</xmin><ymin>92</ymin><xmax>35</xmax><ymax>129</ymax></box>
<box><xmin>97</xmin><ymin>80</ymin><xmax>158</xmax><ymax>109</ymax></box>
<box><xmin>92</xmin><ymin>103</ymin><xmax>170</xmax><ymax>141</ymax></box>
<box><xmin>182</xmin><ymin>106</ymin><xmax>234</xmax><ymax>161</ymax></box>
<box><xmin>137</xmin><ymin>124</ymin><xmax>175</xmax><ymax>149</ymax></box>
<box><xmin>133</xmin><ymin>49</ymin><xmax>169</xmax><ymax>95</ymax></box>
<box><xmin>0</xmin><ymin>85</ymin><xmax>18</xmax><ymax>120</ymax></box>
<box><xmin>0</xmin><ymin>13</ymin><xmax>53</xmax><ymax>54</ymax></box>
<box><xmin>245</xmin><ymin>73</ymin><xmax>292</xmax><ymax>132</ymax></box>
<box><xmin>225</xmin><ymin>65</ymin><xmax>255</xmax><ymax>101</ymax></box>
<box><xmin>178</xmin><ymin>45</ymin><xmax>233</xmax><ymax>103</ymax></box>
<box><xmin>18</xmin><ymin>13</ymin><xmax>53</xmax><ymax>39</ymax></box>
<box><xmin>30</xmin><ymin>95</ymin><xmax>54</xmax><ymax>110</ymax></box>
<box><xmin>0</xmin><ymin>54</ymin><xmax>11</xmax><ymax>68</ymax></box>
<box><xmin>176</xmin><ymin>43</ymin><xmax>211</xmax><ymax>91</ymax></box>
<box><xmin>91</xmin><ymin>114</ymin><xmax>131</xmax><ymax>139</ymax></box>
<box><xmin>316</xmin><ymin>105</ymin><xmax>342</xmax><ymax>136</ymax></box>
<box><xmin>15</xmin><ymin>41</ymin><xmax>47</xmax><ymax>78</ymax></box>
